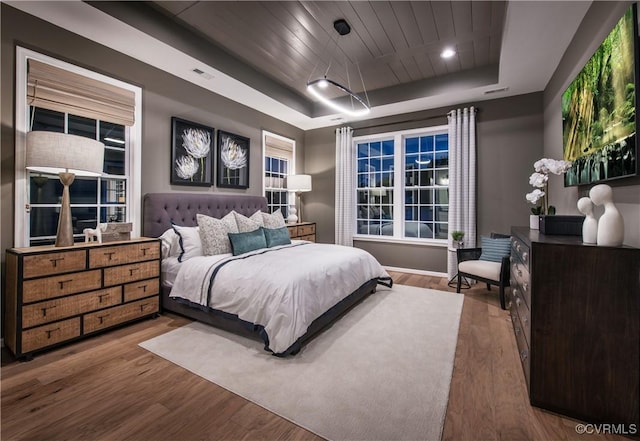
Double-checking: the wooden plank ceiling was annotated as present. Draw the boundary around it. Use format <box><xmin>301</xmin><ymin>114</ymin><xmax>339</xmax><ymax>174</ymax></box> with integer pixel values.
<box><xmin>151</xmin><ymin>1</ymin><xmax>505</xmax><ymax>101</ymax></box>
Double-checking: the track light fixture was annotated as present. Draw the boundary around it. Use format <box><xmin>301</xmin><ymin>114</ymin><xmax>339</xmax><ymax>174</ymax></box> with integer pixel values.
<box><xmin>307</xmin><ymin>18</ymin><xmax>371</xmax><ymax>117</ymax></box>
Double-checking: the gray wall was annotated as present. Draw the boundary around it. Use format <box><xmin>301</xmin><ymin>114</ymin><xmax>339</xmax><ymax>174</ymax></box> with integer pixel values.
<box><xmin>543</xmin><ymin>0</ymin><xmax>640</xmax><ymax>248</ymax></box>
<box><xmin>305</xmin><ymin>93</ymin><xmax>544</xmax><ymax>273</ymax></box>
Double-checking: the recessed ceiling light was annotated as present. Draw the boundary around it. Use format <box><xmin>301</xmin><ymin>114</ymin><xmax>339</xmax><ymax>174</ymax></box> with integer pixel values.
<box><xmin>441</xmin><ymin>48</ymin><xmax>456</xmax><ymax>59</ymax></box>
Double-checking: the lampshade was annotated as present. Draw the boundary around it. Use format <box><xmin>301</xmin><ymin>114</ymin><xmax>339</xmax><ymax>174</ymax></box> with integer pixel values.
<box><xmin>286</xmin><ymin>174</ymin><xmax>312</xmax><ymax>192</ymax></box>
<box><xmin>26</xmin><ymin>131</ymin><xmax>105</xmax><ymax>176</ymax></box>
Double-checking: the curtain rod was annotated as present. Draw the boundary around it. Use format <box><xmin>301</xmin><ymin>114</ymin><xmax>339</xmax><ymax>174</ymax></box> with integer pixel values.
<box><xmin>348</xmin><ymin>107</ymin><xmax>479</xmax><ymax>132</ymax></box>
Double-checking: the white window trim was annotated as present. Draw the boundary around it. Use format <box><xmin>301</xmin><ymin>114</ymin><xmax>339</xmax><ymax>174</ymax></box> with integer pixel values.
<box><xmin>14</xmin><ymin>47</ymin><xmax>142</xmax><ymax>247</ymax></box>
<box><xmin>262</xmin><ymin>129</ymin><xmax>296</xmax><ymax>204</ymax></box>
<box><xmin>353</xmin><ymin>124</ymin><xmax>449</xmax><ymax>246</ymax></box>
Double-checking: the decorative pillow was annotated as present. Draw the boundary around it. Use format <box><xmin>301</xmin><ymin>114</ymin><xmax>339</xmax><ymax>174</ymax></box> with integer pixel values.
<box><xmin>228</xmin><ymin>228</ymin><xmax>267</xmax><ymax>256</ymax></box>
<box><xmin>172</xmin><ymin>224</ymin><xmax>202</xmax><ymax>262</ymax></box>
<box><xmin>262</xmin><ymin>209</ymin><xmax>286</xmax><ymax>229</ymax></box>
<box><xmin>264</xmin><ymin>226</ymin><xmax>291</xmax><ymax>248</ymax></box>
<box><xmin>196</xmin><ymin>212</ymin><xmax>239</xmax><ymax>256</ymax></box>
<box><xmin>234</xmin><ymin>211</ymin><xmax>263</xmax><ymax>233</ymax></box>
<box><xmin>159</xmin><ymin>228</ymin><xmax>180</xmax><ymax>259</ymax></box>
<box><xmin>479</xmin><ymin>236</ymin><xmax>511</xmax><ymax>262</ymax></box>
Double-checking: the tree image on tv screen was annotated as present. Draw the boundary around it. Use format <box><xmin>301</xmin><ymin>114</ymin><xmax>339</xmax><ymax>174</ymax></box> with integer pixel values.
<box><xmin>562</xmin><ymin>7</ymin><xmax>637</xmax><ymax>185</ymax></box>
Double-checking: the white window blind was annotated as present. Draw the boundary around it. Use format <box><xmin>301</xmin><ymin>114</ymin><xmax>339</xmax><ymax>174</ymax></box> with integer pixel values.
<box><xmin>27</xmin><ymin>59</ymin><xmax>135</xmax><ymax>126</ymax></box>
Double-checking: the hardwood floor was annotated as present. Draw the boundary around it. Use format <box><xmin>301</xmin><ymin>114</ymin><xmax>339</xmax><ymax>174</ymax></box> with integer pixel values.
<box><xmin>1</xmin><ymin>272</ymin><xmax>630</xmax><ymax>441</ymax></box>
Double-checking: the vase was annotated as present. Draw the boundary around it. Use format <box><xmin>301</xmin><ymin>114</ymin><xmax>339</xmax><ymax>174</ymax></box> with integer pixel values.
<box><xmin>530</xmin><ymin>214</ymin><xmax>539</xmax><ymax>230</ymax></box>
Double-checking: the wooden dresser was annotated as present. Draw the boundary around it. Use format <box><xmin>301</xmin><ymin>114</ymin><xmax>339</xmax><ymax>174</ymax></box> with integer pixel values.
<box><xmin>510</xmin><ymin>227</ymin><xmax>639</xmax><ymax>426</ymax></box>
<box><xmin>287</xmin><ymin>222</ymin><xmax>316</xmax><ymax>242</ymax></box>
<box><xmin>5</xmin><ymin>237</ymin><xmax>161</xmax><ymax>359</ymax></box>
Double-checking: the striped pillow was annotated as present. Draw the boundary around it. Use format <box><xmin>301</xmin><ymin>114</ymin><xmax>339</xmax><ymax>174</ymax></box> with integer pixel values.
<box><xmin>479</xmin><ymin>236</ymin><xmax>511</xmax><ymax>262</ymax></box>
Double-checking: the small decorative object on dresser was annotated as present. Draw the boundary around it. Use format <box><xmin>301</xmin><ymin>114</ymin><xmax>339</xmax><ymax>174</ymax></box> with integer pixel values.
<box><xmin>287</xmin><ymin>222</ymin><xmax>316</xmax><ymax>242</ymax></box>
<box><xmin>577</xmin><ymin>197</ymin><xmax>597</xmax><ymax>244</ymax></box>
<box><xmin>4</xmin><ymin>237</ymin><xmax>161</xmax><ymax>360</ymax></box>
<box><xmin>83</xmin><ymin>223</ymin><xmax>107</xmax><ymax>243</ymax></box>
<box><xmin>589</xmin><ymin>184</ymin><xmax>625</xmax><ymax>246</ymax></box>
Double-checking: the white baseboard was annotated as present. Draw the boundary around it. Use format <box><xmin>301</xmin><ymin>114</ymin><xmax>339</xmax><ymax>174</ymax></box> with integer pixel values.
<box><xmin>384</xmin><ymin>265</ymin><xmax>447</xmax><ymax>278</ymax></box>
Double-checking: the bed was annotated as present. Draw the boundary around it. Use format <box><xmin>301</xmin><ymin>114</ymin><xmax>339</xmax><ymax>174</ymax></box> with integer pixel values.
<box><xmin>142</xmin><ymin>192</ymin><xmax>392</xmax><ymax>355</ymax></box>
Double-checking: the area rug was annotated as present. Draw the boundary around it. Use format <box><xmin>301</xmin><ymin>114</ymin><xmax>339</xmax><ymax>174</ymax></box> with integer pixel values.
<box><xmin>139</xmin><ymin>284</ymin><xmax>464</xmax><ymax>441</ymax></box>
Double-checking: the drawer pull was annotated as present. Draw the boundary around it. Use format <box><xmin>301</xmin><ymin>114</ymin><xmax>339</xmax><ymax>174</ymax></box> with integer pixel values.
<box><xmin>523</xmin><ymin>316</ymin><xmax>528</xmax><ymax>324</ymax></box>
<box><xmin>97</xmin><ymin>314</ymin><xmax>110</xmax><ymax>324</ymax></box>
<box><xmin>49</xmin><ymin>257</ymin><xmax>65</xmax><ymax>267</ymax></box>
<box><xmin>138</xmin><ymin>284</ymin><xmax>148</xmax><ymax>293</ymax></box>
<box><xmin>103</xmin><ymin>251</ymin><xmax>116</xmax><ymax>261</ymax></box>
<box><xmin>41</xmin><ymin>305</ymin><xmax>57</xmax><ymax>317</ymax></box>
<box><xmin>517</xmin><ymin>269</ymin><xmax>523</xmax><ymax>277</ymax></box>
<box><xmin>522</xmin><ymin>252</ymin><xmax>528</xmax><ymax>260</ymax></box>
<box><xmin>522</xmin><ymin>282</ymin><xmax>528</xmax><ymax>292</ymax></box>
<box><xmin>97</xmin><ymin>293</ymin><xmax>111</xmax><ymax>303</ymax></box>
<box><xmin>139</xmin><ymin>303</ymin><xmax>150</xmax><ymax>312</ymax></box>
<box><xmin>516</xmin><ymin>298</ymin><xmax>521</xmax><ymax>306</ymax></box>
<box><xmin>515</xmin><ymin>326</ymin><xmax>521</xmax><ymax>335</ymax></box>
<box><xmin>57</xmin><ymin>279</ymin><xmax>73</xmax><ymax>290</ymax></box>
<box><xmin>513</xmin><ymin>289</ymin><xmax>519</xmax><ymax>298</ymax></box>
<box><xmin>45</xmin><ymin>327</ymin><xmax>60</xmax><ymax>339</ymax></box>
<box><xmin>520</xmin><ymin>350</ymin><xmax>528</xmax><ymax>361</ymax></box>
<box><xmin>141</xmin><ymin>247</ymin><xmax>150</xmax><ymax>256</ymax></box>
<box><xmin>129</xmin><ymin>267</ymin><xmax>139</xmax><ymax>276</ymax></box>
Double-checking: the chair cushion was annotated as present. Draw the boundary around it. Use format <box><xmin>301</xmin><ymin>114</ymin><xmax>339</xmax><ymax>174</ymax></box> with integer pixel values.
<box><xmin>479</xmin><ymin>236</ymin><xmax>511</xmax><ymax>262</ymax></box>
<box><xmin>459</xmin><ymin>260</ymin><xmax>502</xmax><ymax>281</ymax></box>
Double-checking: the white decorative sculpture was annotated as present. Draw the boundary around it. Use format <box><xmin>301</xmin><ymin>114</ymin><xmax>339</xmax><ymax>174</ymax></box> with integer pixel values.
<box><xmin>83</xmin><ymin>223</ymin><xmax>108</xmax><ymax>244</ymax></box>
<box><xmin>589</xmin><ymin>184</ymin><xmax>624</xmax><ymax>247</ymax></box>
<box><xmin>577</xmin><ymin>197</ymin><xmax>597</xmax><ymax>244</ymax></box>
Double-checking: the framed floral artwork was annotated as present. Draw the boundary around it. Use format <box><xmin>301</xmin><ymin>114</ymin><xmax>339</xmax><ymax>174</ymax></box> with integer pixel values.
<box><xmin>171</xmin><ymin>117</ymin><xmax>214</xmax><ymax>186</ymax></box>
<box><xmin>217</xmin><ymin>130</ymin><xmax>249</xmax><ymax>189</ymax></box>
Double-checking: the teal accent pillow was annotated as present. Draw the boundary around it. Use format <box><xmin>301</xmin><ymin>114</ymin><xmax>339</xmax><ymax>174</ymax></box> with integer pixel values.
<box><xmin>264</xmin><ymin>226</ymin><xmax>291</xmax><ymax>248</ymax></box>
<box><xmin>228</xmin><ymin>228</ymin><xmax>267</xmax><ymax>256</ymax></box>
<box><xmin>479</xmin><ymin>236</ymin><xmax>511</xmax><ymax>262</ymax></box>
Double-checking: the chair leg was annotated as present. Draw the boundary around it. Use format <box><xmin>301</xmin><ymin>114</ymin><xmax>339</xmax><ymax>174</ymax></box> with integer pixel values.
<box><xmin>456</xmin><ymin>274</ymin><xmax>462</xmax><ymax>293</ymax></box>
<box><xmin>499</xmin><ymin>285</ymin><xmax>506</xmax><ymax>310</ymax></box>
<box><xmin>486</xmin><ymin>283</ymin><xmax>491</xmax><ymax>291</ymax></box>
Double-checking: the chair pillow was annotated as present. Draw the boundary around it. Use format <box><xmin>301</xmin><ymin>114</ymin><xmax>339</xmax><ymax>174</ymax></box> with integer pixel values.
<box><xmin>197</xmin><ymin>212</ymin><xmax>239</xmax><ymax>256</ymax></box>
<box><xmin>479</xmin><ymin>236</ymin><xmax>511</xmax><ymax>262</ymax></box>
<box><xmin>228</xmin><ymin>228</ymin><xmax>267</xmax><ymax>256</ymax></box>
<box><xmin>264</xmin><ymin>226</ymin><xmax>291</xmax><ymax>247</ymax></box>
<box><xmin>172</xmin><ymin>224</ymin><xmax>202</xmax><ymax>262</ymax></box>
<box><xmin>234</xmin><ymin>211</ymin><xmax>264</xmax><ymax>232</ymax></box>
<box><xmin>262</xmin><ymin>209</ymin><xmax>286</xmax><ymax>229</ymax></box>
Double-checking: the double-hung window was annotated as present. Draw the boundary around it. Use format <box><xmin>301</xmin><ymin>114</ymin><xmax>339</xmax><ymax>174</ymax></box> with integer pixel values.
<box><xmin>15</xmin><ymin>47</ymin><xmax>142</xmax><ymax>247</ymax></box>
<box><xmin>355</xmin><ymin>126</ymin><xmax>449</xmax><ymax>242</ymax></box>
<box><xmin>263</xmin><ymin>131</ymin><xmax>295</xmax><ymax>217</ymax></box>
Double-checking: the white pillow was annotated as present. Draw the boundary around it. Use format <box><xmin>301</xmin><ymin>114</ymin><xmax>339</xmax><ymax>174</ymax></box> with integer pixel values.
<box><xmin>234</xmin><ymin>211</ymin><xmax>264</xmax><ymax>233</ymax></box>
<box><xmin>172</xmin><ymin>224</ymin><xmax>202</xmax><ymax>262</ymax></box>
<box><xmin>197</xmin><ymin>212</ymin><xmax>239</xmax><ymax>255</ymax></box>
<box><xmin>262</xmin><ymin>209</ymin><xmax>286</xmax><ymax>229</ymax></box>
<box><xmin>159</xmin><ymin>228</ymin><xmax>180</xmax><ymax>259</ymax></box>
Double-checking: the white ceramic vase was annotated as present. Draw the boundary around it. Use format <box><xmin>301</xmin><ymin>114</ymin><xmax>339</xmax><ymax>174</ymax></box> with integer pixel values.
<box><xmin>529</xmin><ymin>214</ymin><xmax>539</xmax><ymax>230</ymax></box>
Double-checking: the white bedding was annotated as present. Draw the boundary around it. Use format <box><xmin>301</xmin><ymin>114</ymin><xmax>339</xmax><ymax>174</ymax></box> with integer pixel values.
<box><xmin>168</xmin><ymin>242</ymin><xmax>390</xmax><ymax>354</ymax></box>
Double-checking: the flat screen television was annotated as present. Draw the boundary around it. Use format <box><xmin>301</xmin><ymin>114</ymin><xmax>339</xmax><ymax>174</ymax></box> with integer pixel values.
<box><xmin>562</xmin><ymin>4</ymin><xmax>639</xmax><ymax>186</ymax></box>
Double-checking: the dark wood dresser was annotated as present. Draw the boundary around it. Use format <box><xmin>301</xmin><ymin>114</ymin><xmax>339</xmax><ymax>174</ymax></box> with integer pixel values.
<box><xmin>509</xmin><ymin>227</ymin><xmax>639</xmax><ymax>426</ymax></box>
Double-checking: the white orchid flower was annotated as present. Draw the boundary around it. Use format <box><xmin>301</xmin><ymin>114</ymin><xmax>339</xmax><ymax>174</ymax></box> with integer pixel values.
<box><xmin>526</xmin><ymin>189</ymin><xmax>545</xmax><ymax>204</ymax></box>
<box><xmin>175</xmin><ymin>155</ymin><xmax>199</xmax><ymax>180</ymax></box>
<box><xmin>529</xmin><ymin>172</ymin><xmax>548</xmax><ymax>188</ymax></box>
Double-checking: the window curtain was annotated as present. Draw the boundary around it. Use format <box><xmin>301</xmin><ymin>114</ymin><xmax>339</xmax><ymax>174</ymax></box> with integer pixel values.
<box><xmin>447</xmin><ymin>107</ymin><xmax>477</xmax><ymax>280</ymax></box>
<box><xmin>27</xmin><ymin>59</ymin><xmax>135</xmax><ymax>126</ymax></box>
<box><xmin>335</xmin><ymin>126</ymin><xmax>354</xmax><ymax>246</ymax></box>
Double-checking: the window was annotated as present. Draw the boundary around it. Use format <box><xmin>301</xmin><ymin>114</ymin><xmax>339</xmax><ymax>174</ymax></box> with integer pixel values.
<box><xmin>28</xmin><ymin>108</ymin><xmax>129</xmax><ymax>246</ymax></box>
<box><xmin>355</xmin><ymin>126</ymin><xmax>449</xmax><ymax>242</ymax></box>
<box><xmin>263</xmin><ymin>131</ymin><xmax>295</xmax><ymax>217</ymax></box>
<box><xmin>15</xmin><ymin>47</ymin><xmax>142</xmax><ymax>247</ymax></box>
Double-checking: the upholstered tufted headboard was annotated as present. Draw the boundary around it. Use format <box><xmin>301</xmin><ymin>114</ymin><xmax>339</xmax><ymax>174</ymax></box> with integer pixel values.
<box><xmin>142</xmin><ymin>193</ymin><xmax>268</xmax><ymax>238</ymax></box>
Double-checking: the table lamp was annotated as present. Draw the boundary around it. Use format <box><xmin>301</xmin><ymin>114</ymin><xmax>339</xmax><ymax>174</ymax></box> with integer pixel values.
<box><xmin>26</xmin><ymin>131</ymin><xmax>105</xmax><ymax>247</ymax></box>
<box><xmin>285</xmin><ymin>174</ymin><xmax>312</xmax><ymax>223</ymax></box>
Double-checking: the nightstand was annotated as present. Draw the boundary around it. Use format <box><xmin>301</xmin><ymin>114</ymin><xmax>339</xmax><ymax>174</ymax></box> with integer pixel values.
<box><xmin>287</xmin><ymin>222</ymin><xmax>316</xmax><ymax>242</ymax></box>
<box><xmin>4</xmin><ymin>237</ymin><xmax>160</xmax><ymax>359</ymax></box>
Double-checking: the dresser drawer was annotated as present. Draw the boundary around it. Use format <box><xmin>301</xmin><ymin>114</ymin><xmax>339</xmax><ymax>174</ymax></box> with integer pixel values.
<box><xmin>510</xmin><ymin>261</ymin><xmax>531</xmax><ymax>309</ymax></box>
<box><xmin>22</xmin><ymin>270</ymin><xmax>102</xmax><ymax>303</ymax></box>
<box><xmin>511</xmin><ymin>308</ymin><xmax>530</xmax><ymax>389</ymax></box>
<box><xmin>89</xmin><ymin>241</ymin><xmax>160</xmax><ymax>268</ymax></box>
<box><xmin>124</xmin><ymin>278</ymin><xmax>160</xmax><ymax>302</ymax></box>
<box><xmin>21</xmin><ymin>286</ymin><xmax>122</xmax><ymax>328</ymax></box>
<box><xmin>103</xmin><ymin>260</ymin><xmax>159</xmax><ymax>286</ymax></box>
<box><xmin>23</xmin><ymin>250</ymin><xmax>86</xmax><ymax>278</ymax></box>
<box><xmin>511</xmin><ymin>236</ymin><xmax>530</xmax><ymax>271</ymax></box>
<box><xmin>297</xmin><ymin>224</ymin><xmax>315</xmax><ymax>236</ymax></box>
<box><xmin>21</xmin><ymin>317</ymin><xmax>81</xmax><ymax>353</ymax></box>
<box><xmin>83</xmin><ymin>297</ymin><xmax>159</xmax><ymax>333</ymax></box>
<box><xmin>512</xmin><ymin>287</ymin><xmax>531</xmax><ymax>346</ymax></box>
<box><xmin>299</xmin><ymin>234</ymin><xmax>316</xmax><ymax>242</ymax></box>
<box><xmin>287</xmin><ymin>225</ymin><xmax>298</xmax><ymax>238</ymax></box>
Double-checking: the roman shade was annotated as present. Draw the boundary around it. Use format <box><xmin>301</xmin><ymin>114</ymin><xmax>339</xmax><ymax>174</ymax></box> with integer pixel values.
<box><xmin>27</xmin><ymin>59</ymin><xmax>135</xmax><ymax>126</ymax></box>
<box><xmin>265</xmin><ymin>135</ymin><xmax>293</xmax><ymax>162</ymax></box>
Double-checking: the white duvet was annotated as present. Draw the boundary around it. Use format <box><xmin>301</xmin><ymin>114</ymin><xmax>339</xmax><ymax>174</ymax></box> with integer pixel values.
<box><xmin>169</xmin><ymin>242</ymin><xmax>390</xmax><ymax>354</ymax></box>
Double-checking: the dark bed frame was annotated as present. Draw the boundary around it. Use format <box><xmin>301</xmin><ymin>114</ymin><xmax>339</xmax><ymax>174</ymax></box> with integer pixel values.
<box><xmin>142</xmin><ymin>192</ymin><xmax>380</xmax><ymax>355</ymax></box>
